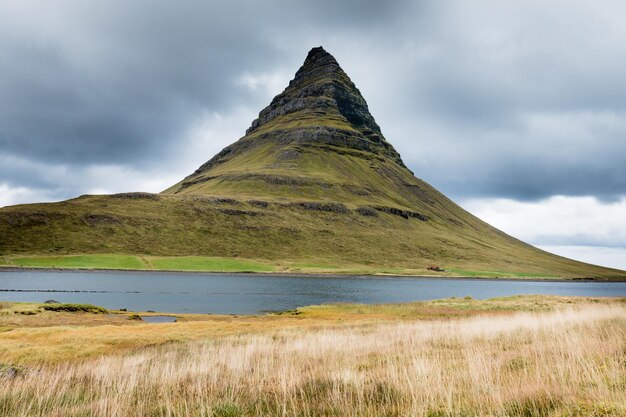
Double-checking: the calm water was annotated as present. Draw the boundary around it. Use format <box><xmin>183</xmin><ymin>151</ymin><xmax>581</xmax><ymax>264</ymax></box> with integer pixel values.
<box><xmin>141</xmin><ymin>315</ymin><xmax>177</xmax><ymax>323</ymax></box>
<box><xmin>0</xmin><ymin>270</ymin><xmax>624</xmax><ymax>314</ymax></box>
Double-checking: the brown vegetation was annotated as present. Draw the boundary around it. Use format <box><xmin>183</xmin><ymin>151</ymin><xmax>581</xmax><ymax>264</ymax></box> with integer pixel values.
<box><xmin>0</xmin><ymin>298</ymin><xmax>624</xmax><ymax>416</ymax></box>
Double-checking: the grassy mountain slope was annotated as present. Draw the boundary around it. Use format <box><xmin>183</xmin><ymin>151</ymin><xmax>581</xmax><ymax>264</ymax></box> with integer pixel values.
<box><xmin>1</xmin><ymin>192</ymin><xmax>623</xmax><ymax>278</ymax></box>
<box><xmin>1</xmin><ymin>47</ymin><xmax>624</xmax><ymax>279</ymax></box>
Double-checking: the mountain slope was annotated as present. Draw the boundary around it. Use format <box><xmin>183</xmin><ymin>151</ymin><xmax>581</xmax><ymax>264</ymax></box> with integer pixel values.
<box><xmin>1</xmin><ymin>47</ymin><xmax>624</xmax><ymax>279</ymax></box>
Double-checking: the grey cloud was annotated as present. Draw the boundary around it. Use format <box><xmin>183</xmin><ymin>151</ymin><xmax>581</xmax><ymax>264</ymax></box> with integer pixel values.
<box><xmin>0</xmin><ymin>2</ymin><xmax>279</xmax><ymax>165</ymax></box>
<box><xmin>434</xmin><ymin>163</ymin><xmax>626</xmax><ymax>202</ymax></box>
<box><xmin>400</xmin><ymin>125</ymin><xmax>626</xmax><ymax>202</ymax></box>
<box><xmin>0</xmin><ymin>0</ymin><xmax>414</xmax><ymax>167</ymax></box>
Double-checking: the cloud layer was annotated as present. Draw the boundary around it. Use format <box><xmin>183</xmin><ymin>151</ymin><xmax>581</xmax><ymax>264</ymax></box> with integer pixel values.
<box><xmin>460</xmin><ymin>196</ymin><xmax>626</xmax><ymax>270</ymax></box>
<box><xmin>1</xmin><ymin>0</ymin><xmax>625</xmax><ymax>203</ymax></box>
<box><xmin>462</xmin><ymin>196</ymin><xmax>626</xmax><ymax>247</ymax></box>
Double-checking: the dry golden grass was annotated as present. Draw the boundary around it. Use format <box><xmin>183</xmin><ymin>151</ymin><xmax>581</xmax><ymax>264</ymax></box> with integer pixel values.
<box><xmin>1</xmin><ymin>303</ymin><xmax>624</xmax><ymax>416</ymax></box>
<box><xmin>0</xmin><ymin>296</ymin><xmax>621</xmax><ymax>365</ymax></box>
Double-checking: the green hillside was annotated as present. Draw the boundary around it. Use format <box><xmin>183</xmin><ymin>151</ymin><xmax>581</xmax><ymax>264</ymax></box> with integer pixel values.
<box><xmin>1</xmin><ymin>47</ymin><xmax>624</xmax><ymax>279</ymax></box>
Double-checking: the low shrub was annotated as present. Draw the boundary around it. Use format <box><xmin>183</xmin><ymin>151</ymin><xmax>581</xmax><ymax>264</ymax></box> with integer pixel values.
<box><xmin>211</xmin><ymin>403</ymin><xmax>243</xmax><ymax>417</ymax></box>
<box><xmin>43</xmin><ymin>303</ymin><xmax>108</xmax><ymax>314</ymax></box>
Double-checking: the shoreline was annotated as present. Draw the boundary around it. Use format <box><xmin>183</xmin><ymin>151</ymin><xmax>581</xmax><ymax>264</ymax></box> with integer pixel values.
<box><xmin>2</xmin><ymin>295</ymin><xmax>624</xmax><ymax>319</ymax></box>
<box><xmin>0</xmin><ymin>265</ymin><xmax>622</xmax><ymax>282</ymax></box>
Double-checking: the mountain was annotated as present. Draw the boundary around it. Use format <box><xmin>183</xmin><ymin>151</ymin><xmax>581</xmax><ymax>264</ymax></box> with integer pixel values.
<box><xmin>164</xmin><ymin>46</ymin><xmax>411</xmax><ymax>205</ymax></box>
<box><xmin>1</xmin><ymin>47</ymin><xmax>624</xmax><ymax>279</ymax></box>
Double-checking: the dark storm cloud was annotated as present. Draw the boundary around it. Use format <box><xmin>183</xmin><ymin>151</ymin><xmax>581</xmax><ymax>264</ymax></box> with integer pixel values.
<box><xmin>1</xmin><ymin>0</ymin><xmax>625</xmax><ymax>205</ymax></box>
<box><xmin>0</xmin><ymin>2</ymin><xmax>279</xmax><ymax>165</ymax></box>
<box><xmin>0</xmin><ymin>0</ymin><xmax>413</xmax><ymax>168</ymax></box>
<box><xmin>436</xmin><ymin>162</ymin><xmax>626</xmax><ymax>202</ymax></box>
<box><xmin>364</xmin><ymin>0</ymin><xmax>626</xmax><ymax>201</ymax></box>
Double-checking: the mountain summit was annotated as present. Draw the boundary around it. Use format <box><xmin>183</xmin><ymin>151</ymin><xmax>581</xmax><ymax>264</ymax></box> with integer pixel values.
<box><xmin>245</xmin><ymin>46</ymin><xmax>395</xmax><ymax>159</ymax></box>
<box><xmin>1</xmin><ymin>47</ymin><xmax>624</xmax><ymax>279</ymax></box>
<box><xmin>164</xmin><ymin>47</ymin><xmax>411</xmax><ymax>207</ymax></box>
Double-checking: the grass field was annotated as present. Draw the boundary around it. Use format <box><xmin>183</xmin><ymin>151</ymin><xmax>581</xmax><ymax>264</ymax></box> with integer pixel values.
<box><xmin>3</xmin><ymin>254</ymin><xmax>278</xmax><ymax>273</ymax></box>
<box><xmin>2</xmin><ymin>252</ymin><xmax>624</xmax><ymax>279</ymax></box>
<box><xmin>147</xmin><ymin>256</ymin><xmax>275</xmax><ymax>272</ymax></box>
<box><xmin>0</xmin><ymin>295</ymin><xmax>616</xmax><ymax>364</ymax></box>
<box><xmin>444</xmin><ymin>268</ymin><xmax>552</xmax><ymax>279</ymax></box>
<box><xmin>2</xmin><ymin>191</ymin><xmax>625</xmax><ymax>281</ymax></box>
<box><xmin>9</xmin><ymin>254</ymin><xmax>146</xmax><ymax>269</ymax></box>
<box><xmin>0</xmin><ymin>296</ymin><xmax>624</xmax><ymax>416</ymax></box>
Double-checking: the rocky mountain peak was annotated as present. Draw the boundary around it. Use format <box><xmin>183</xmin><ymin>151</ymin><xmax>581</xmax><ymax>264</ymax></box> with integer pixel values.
<box><xmin>183</xmin><ymin>47</ymin><xmax>407</xmax><ymax>179</ymax></box>
<box><xmin>290</xmin><ymin>46</ymin><xmax>342</xmax><ymax>85</ymax></box>
<box><xmin>246</xmin><ymin>46</ymin><xmax>385</xmax><ymax>141</ymax></box>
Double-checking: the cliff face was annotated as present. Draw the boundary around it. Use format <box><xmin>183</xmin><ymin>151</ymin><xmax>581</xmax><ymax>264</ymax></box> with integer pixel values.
<box><xmin>244</xmin><ymin>46</ymin><xmax>399</xmax><ymax>164</ymax></box>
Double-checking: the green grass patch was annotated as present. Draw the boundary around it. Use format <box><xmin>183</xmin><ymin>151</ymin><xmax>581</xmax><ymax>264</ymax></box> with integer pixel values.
<box><xmin>1</xmin><ymin>302</ymin><xmax>40</xmax><ymax>315</ymax></box>
<box><xmin>446</xmin><ymin>268</ymin><xmax>550</xmax><ymax>278</ymax></box>
<box><xmin>149</xmin><ymin>256</ymin><xmax>275</xmax><ymax>272</ymax></box>
<box><xmin>11</xmin><ymin>254</ymin><xmax>146</xmax><ymax>270</ymax></box>
<box><xmin>376</xmin><ymin>268</ymin><xmax>410</xmax><ymax>275</ymax></box>
<box><xmin>290</xmin><ymin>262</ymin><xmax>341</xmax><ymax>270</ymax></box>
<box><xmin>211</xmin><ymin>403</ymin><xmax>244</xmax><ymax>417</ymax></box>
<box><xmin>289</xmin><ymin>295</ymin><xmax>612</xmax><ymax>318</ymax></box>
<box><xmin>43</xmin><ymin>303</ymin><xmax>108</xmax><ymax>314</ymax></box>
<box><xmin>292</xmin><ymin>302</ymin><xmax>429</xmax><ymax>318</ymax></box>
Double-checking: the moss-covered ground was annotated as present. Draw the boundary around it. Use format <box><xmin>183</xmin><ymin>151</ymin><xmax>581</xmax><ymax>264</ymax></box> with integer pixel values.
<box><xmin>2</xmin><ymin>194</ymin><xmax>625</xmax><ymax>279</ymax></box>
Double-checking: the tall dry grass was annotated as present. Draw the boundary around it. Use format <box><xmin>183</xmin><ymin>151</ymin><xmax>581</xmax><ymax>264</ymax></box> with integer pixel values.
<box><xmin>1</xmin><ymin>304</ymin><xmax>624</xmax><ymax>416</ymax></box>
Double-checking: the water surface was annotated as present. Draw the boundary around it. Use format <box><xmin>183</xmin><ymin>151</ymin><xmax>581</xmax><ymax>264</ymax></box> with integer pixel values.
<box><xmin>0</xmin><ymin>270</ymin><xmax>624</xmax><ymax>314</ymax></box>
<box><xmin>141</xmin><ymin>315</ymin><xmax>177</xmax><ymax>323</ymax></box>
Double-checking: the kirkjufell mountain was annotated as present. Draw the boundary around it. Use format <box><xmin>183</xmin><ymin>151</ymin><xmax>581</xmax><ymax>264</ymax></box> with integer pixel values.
<box><xmin>165</xmin><ymin>46</ymin><xmax>410</xmax><ymax>203</ymax></box>
<box><xmin>1</xmin><ymin>47</ymin><xmax>623</xmax><ymax>279</ymax></box>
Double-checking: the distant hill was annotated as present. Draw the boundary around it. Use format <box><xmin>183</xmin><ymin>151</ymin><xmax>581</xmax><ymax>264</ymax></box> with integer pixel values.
<box><xmin>1</xmin><ymin>47</ymin><xmax>624</xmax><ymax>279</ymax></box>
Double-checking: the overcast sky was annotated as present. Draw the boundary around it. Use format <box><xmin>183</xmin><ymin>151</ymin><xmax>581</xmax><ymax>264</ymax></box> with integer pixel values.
<box><xmin>1</xmin><ymin>1</ymin><xmax>625</xmax><ymax>269</ymax></box>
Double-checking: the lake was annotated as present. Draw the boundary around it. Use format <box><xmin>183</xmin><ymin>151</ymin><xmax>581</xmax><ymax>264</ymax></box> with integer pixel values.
<box><xmin>0</xmin><ymin>270</ymin><xmax>624</xmax><ymax>314</ymax></box>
